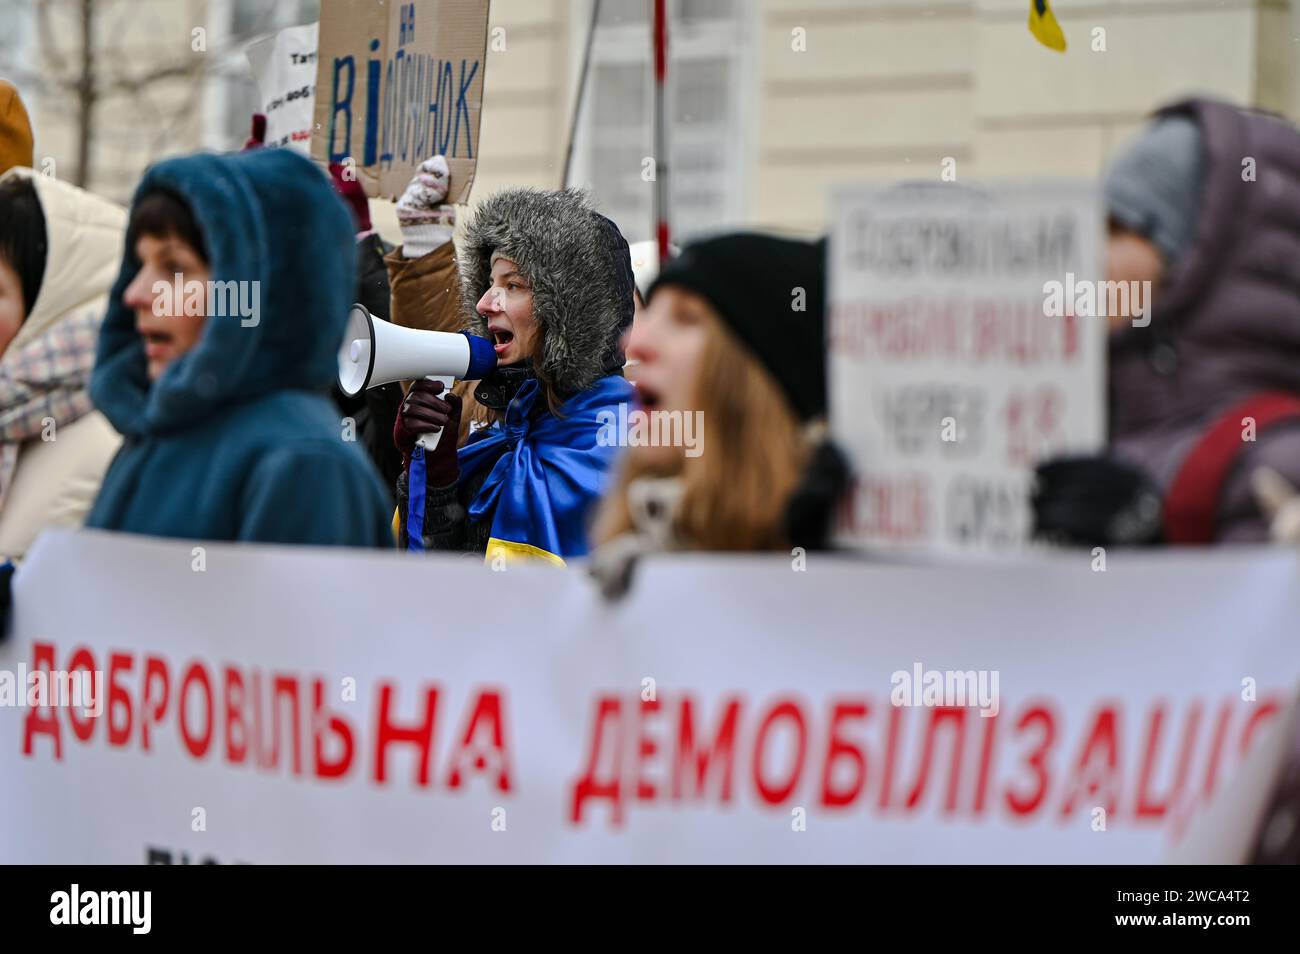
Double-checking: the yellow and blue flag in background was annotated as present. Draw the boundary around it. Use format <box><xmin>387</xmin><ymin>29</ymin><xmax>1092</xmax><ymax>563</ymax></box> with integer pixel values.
<box><xmin>1029</xmin><ymin>0</ymin><xmax>1067</xmax><ymax>52</ymax></box>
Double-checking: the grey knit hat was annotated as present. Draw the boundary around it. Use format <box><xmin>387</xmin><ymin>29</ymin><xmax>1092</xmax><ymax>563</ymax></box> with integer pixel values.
<box><xmin>1103</xmin><ymin>114</ymin><xmax>1206</xmax><ymax>266</ymax></box>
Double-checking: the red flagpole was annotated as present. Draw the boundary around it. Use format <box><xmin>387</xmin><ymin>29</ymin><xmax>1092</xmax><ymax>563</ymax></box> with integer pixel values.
<box><xmin>652</xmin><ymin>0</ymin><xmax>670</xmax><ymax>262</ymax></box>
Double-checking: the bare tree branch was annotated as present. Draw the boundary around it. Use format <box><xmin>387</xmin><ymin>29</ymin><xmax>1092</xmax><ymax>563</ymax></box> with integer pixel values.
<box><xmin>100</xmin><ymin>61</ymin><xmax>199</xmax><ymax>96</ymax></box>
<box><xmin>74</xmin><ymin>0</ymin><xmax>95</xmax><ymax>186</ymax></box>
<box><xmin>37</xmin><ymin>0</ymin><xmax>70</xmax><ymax>76</ymax></box>
<box><xmin>26</xmin><ymin>0</ymin><xmax>305</xmax><ymax>192</ymax></box>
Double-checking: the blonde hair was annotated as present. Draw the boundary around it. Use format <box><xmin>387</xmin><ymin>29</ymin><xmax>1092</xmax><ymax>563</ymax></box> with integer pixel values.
<box><xmin>592</xmin><ymin>308</ymin><xmax>808</xmax><ymax>552</ymax></box>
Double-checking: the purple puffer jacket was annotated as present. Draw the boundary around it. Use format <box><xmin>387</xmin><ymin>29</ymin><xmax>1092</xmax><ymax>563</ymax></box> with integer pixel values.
<box><xmin>1109</xmin><ymin>98</ymin><xmax>1300</xmax><ymax>543</ymax></box>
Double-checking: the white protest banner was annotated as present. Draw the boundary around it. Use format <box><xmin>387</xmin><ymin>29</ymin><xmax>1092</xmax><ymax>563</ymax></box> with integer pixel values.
<box><xmin>310</xmin><ymin>0</ymin><xmax>489</xmax><ymax>202</ymax></box>
<box><xmin>2</xmin><ymin>530</ymin><xmax>1296</xmax><ymax>863</ymax></box>
<box><xmin>829</xmin><ymin>182</ymin><xmax>1106</xmax><ymax>557</ymax></box>
<box><xmin>245</xmin><ymin>23</ymin><xmax>320</xmax><ymax>155</ymax></box>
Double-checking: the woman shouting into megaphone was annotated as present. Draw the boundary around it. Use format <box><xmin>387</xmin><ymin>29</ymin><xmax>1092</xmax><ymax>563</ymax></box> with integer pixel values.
<box><xmin>388</xmin><ymin>157</ymin><xmax>636</xmax><ymax>565</ymax></box>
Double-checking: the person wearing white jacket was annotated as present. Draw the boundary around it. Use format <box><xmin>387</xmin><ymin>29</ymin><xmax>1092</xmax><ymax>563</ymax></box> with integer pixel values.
<box><xmin>0</xmin><ymin>167</ymin><xmax>125</xmax><ymax>560</ymax></box>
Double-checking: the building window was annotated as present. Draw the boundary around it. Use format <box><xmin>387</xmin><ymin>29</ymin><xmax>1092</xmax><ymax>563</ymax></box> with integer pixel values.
<box><xmin>574</xmin><ymin>0</ymin><xmax>754</xmax><ymax>244</ymax></box>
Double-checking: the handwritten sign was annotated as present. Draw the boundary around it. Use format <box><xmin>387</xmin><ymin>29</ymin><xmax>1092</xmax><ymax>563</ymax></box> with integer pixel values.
<box><xmin>311</xmin><ymin>0</ymin><xmax>489</xmax><ymax>203</ymax></box>
<box><xmin>245</xmin><ymin>22</ymin><xmax>319</xmax><ymax>154</ymax></box>
<box><xmin>828</xmin><ymin>182</ymin><xmax>1106</xmax><ymax>556</ymax></box>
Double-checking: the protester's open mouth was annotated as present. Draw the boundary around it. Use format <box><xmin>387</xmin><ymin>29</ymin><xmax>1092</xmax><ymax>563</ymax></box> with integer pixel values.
<box><xmin>141</xmin><ymin>330</ymin><xmax>173</xmax><ymax>357</ymax></box>
<box><xmin>635</xmin><ymin>382</ymin><xmax>661</xmax><ymax>412</ymax></box>
<box><xmin>490</xmin><ymin>326</ymin><xmax>514</xmax><ymax>355</ymax></box>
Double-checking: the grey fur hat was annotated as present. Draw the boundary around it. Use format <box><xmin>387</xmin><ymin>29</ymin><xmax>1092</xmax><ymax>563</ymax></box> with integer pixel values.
<box><xmin>458</xmin><ymin>187</ymin><xmax>635</xmax><ymax>395</ymax></box>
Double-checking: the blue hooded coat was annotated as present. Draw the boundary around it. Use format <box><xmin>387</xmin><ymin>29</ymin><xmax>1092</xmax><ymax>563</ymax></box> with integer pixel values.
<box><xmin>86</xmin><ymin>149</ymin><xmax>393</xmax><ymax>547</ymax></box>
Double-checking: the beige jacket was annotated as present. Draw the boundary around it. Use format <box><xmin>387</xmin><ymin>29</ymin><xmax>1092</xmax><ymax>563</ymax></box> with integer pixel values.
<box><xmin>0</xmin><ymin>168</ymin><xmax>126</xmax><ymax>560</ymax></box>
<box><xmin>384</xmin><ymin>240</ymin><xmax>493</xmax><ymax>442</ymax></box>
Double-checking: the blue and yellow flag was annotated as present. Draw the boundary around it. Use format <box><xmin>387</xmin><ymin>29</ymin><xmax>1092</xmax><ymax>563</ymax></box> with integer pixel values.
<box><xmin>413</xmin><ymin>374</ymin><xmax>634</xmax><ymax>565</ymax></box>
<box><xmin>1029</xmin><ymin>0</ymin><xmax>1066</xmax><ymax>52</ymax></box>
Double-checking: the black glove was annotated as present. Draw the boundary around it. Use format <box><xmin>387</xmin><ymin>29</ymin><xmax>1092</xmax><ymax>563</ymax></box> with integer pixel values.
<box><xmin>395</xmin><ymin>379</ymin><xmax>456</xmax><ymax>453</ymax></box>
<box><xmin>1031</xmin><ymin>454</ymin><xmax>1164</xmax><ymax>547</ymax></box>
<box><xmin>782</xmin><ymin>439</ymin><xmax>851</xmax><ymax>551</ymax></box>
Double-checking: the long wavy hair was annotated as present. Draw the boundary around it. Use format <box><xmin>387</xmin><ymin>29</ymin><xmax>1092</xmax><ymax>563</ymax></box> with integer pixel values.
<box><xmin>592</xmin><ymin>308</ymin><xmax>807</xmax><ymax>551</ymax></box>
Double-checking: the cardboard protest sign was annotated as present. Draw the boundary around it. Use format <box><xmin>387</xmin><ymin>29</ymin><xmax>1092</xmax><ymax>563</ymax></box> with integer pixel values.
<box><xmin>311</xmin><ymin>0</ymin><xmax>488</xmax><ymax>202</ymax></box>
<box><xmin>245</xmin><ymin>22</ymin><xmax>319</xmax><ymax>154</ymax></box>
<box><xmin>828</xmin><ymin>182</ymin><xmax>1106</xmax><ymax>557</ymax></box>
<box><xmin>2</xmin><ymin>529</ymin><xmax>1297</xmax><ymax>863</ymax></box>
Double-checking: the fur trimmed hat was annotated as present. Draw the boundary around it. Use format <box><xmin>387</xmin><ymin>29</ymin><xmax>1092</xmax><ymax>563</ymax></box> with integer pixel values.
<box><xmin>457</xmin><ymin>188</ymin><xmax>634</xmax><ymax>395</ymax></box>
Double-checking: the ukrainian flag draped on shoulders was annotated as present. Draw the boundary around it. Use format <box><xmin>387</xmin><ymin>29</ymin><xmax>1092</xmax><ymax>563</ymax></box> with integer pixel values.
<box><xmin>405</xmin><ymin>185</ymin><xmax>641</xmax><ymax>564</ymax></box>
<box><xmin>451</xmin><ymin>373</ymin><xmax>633</xmax><ymax>565</ymax></box>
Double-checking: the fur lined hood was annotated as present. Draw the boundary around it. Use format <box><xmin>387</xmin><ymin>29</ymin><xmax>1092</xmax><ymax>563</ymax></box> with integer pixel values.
<box><xmin>458</xmin><ymin>188</ymin><xmax>634</xmax><ymax>395</ymax></box>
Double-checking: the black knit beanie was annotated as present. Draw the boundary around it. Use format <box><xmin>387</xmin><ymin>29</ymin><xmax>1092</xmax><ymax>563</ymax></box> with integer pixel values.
<box><xmin>646</xmin><ymin>233</ymin><xmax>826</xmax><ymax>421</ymax></box>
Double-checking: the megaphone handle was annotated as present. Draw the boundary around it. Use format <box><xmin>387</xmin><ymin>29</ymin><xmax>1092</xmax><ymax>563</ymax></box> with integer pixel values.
<box><xmin>414</xmin><ymin>376</ymin><xmax>456</xmax><ymax>451</ymax></box>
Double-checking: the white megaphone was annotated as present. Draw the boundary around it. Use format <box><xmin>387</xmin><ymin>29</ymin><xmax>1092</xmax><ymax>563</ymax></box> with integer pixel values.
<box><xmin>337</xmin><ymin>303</ymin><xmax>498</xmax><ymax>451</ymax></box>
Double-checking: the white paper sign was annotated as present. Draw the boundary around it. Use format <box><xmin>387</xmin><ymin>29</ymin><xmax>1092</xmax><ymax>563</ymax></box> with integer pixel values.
<box><xmin>1</xmin><ymin>530</ymin><xmax>1294</xmax><ymax>864</ymax></box>
<box><xmin>829</xmin><ymin>181</ymin><xmax>1106</xmax><ymax>556</ymax></box>
<box><xmin>245</xmin><ymin>22</ymin><xmax>319</xmax><ymax>154</ymax></box>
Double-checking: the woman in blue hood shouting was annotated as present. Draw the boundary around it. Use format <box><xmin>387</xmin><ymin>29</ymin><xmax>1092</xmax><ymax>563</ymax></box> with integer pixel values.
<box><xmin>391</xmin><ymin>159</ymin><xmax>636</xmax><ymax>564</ymax></box>
<box><xmin>86</xmin><ymin>148</ymin><xmax>393</xmax><ymax>547</ymax></box>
